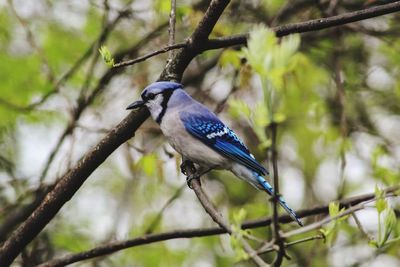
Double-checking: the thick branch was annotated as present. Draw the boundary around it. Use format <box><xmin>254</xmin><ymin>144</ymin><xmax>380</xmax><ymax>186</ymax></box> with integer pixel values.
<box><xmin>0</xmin><ymin>185</ymin><xmax>53</xmax><ymax>242</ymax></box>
<box><xmin>0</xmin><ymin>109</ymin><xmax>149</xmax><ymax>266</ymax></box>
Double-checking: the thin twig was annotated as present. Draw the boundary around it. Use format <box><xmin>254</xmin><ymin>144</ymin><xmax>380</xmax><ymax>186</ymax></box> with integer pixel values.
<box><xmin>37</xmin><ymin>0</ymin><xmax>135</xmax><ymax>181</ymax></box>
<box><xmin>6</xmin><ymin>0</ymin><xmax>55</xmax><ymax>83</ymax></box>
<box><xmin>168</xmin><ymin>0</ymin><xmax>177</xmax><ymax>60</ymax></box>
<box><xmin>351</xmin><ymin>211</ymin><xmax>373</xmax><ymax>241</ymax></box>
<box><xmin>281</xmin><ymin>194</ymin><xmax>396</xmax><ymax>239</ymax></box>
<box><xmin>270</xmin><ymin>122</ymin><xmax>286</xmax><ymax>267</ymax></box>
<box><xmin>333</xmin><ymin>44</ymin><xmax>348</xmax><ymax>199</ymax></box>
<box><xmin>113</xmin><ymin>43</ymin><xmax>186</xmax><ymax>68</ymax></box>
<box><xmin>189</xmin><ymin>178</ymin><xmax>270</xmax><ymax>267</ymax></box>
<box><xmin>258</xmin><ymin>235</ymin><xmax>324</xmax><ymax>254</ymax></box>
<box><xmin>0</xmin><ymin>3</ymin><xmax>132</xmax><ymax>112</ymax></box>
<box><xmin>145</xmin><ymin>184</ymin><xmax>186</xmax><ymax>234</ymax></box>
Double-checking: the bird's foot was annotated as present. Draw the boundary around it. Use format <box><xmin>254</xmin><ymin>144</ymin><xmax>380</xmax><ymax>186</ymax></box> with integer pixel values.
<box><xmin>181</xmin><ymin>160</ymin><xmax>201</xmax><ymax>189</ymax></box>
<box><xmin>180</xmin><ymin>160</ymin><xmax>196</xmax><ymax>176</ymax></box>
<box><xmin>186</xmin><ymin>174</ymin><xmax>201</xmax><ymax>189</ymax></box>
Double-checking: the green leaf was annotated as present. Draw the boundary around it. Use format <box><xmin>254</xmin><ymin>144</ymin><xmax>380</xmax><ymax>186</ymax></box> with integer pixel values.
<box><xmin>321</xmin><ymin>202</ymin><xmax>349</xmax><ymax>246</ymax></box>
<box><xmin>136</xmin><ymin>153</ymin><xmax>159</xmax><ymax>177</ymax></box>
<box><xmin>99</xmin><ymin>45</ymin><xmax>115</xmax><ymax>67</ymax></box>
<box><xmin>219</xmin><ymin>49</ymin><xmax>241</xmax><ymax>68</ymax></box>
<box><xmin>243</xmin><ymin>25</ymin><xmax>275</xmax><ymax>76</ymax></box>
<box><xmin>273</xmin><ymin>112</ymin><xmax>286</xmax><ymax>123</ymax></box>
<box><xmin>381</xmin><ymin>208</ymin><xmax>396</xmax><ymax>246</ymax></box>
<box><xmin>232</xmin><ymin>208</ymin><xmax>247</xmax><ymax>226</ymax></box>
<box><xmin>376</xmin><ymin>198</ymin><xmax>387</xmax><ymax>214</ymax></box>
<box><xmin>230</xmin><ymin>230</ymin><xmax>249</xmax><ymax>262</ymax></box>
<box><xmin>227</xmin><ymin>98</ymin><xmax>251</xmax><ymax>120</ymax></box>
<box><xmin>153</xmin><ymin>0</ymin><xmax>170</xmax><ymax>15</ymax></box>
<box><xmin>329</xmin><ymin>201</ymin><xmax>340</xmax><ymax>217</ymax></box>
<box><xmin>368</xmin><ymin>239</ymin><xmax>378</xmax><ymax>248</ymax></box>
<box><xmin>375</xmin><ymin>185</ymin><xmax>387</xmax><ymax>214</ymax></box>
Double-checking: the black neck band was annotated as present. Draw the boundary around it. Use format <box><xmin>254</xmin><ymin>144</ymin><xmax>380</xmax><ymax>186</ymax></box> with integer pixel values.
<box><xmin>156</xmin><ymin>90</ymin><xmax>174</xmax><ymax>124</ymax></box>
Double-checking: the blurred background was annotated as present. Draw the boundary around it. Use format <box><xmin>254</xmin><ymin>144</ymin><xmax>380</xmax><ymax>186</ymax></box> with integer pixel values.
<box><xmin>0</xmin><ymin>0</ymin><xmax>399</xmax><ymax>266</ymax></box>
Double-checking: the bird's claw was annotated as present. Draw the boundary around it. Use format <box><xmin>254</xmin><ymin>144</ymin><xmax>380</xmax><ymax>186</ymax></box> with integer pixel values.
<box><xmin>180</xmin><ymin>160</ymin><xmax>204</xmax><ymax>189</ymax></box>
<box><xmin>180</xmin><ymin>160</ymin><xmax>196</xmax><ymax>176</ymax></box>
<box><xmin>186</xmin><ymin>175</ymin><xmax>200</xmax><ymax>189</ymax></box>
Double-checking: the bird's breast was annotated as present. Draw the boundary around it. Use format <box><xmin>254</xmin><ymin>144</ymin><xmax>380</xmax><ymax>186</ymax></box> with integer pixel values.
<box><xmin>159</xmin><ymin>111</ymin><xmax>229</xmax><ymax>169</ymax></box>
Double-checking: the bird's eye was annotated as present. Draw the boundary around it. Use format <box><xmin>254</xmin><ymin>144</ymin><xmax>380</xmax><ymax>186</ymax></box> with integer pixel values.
<box><xmin>147</xmin><ymin>93</ymin><xmax>156</xmax><ymax>100</ymax></box>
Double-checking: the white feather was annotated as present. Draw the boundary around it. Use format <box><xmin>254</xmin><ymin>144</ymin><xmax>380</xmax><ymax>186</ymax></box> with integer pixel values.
<box><xmin>145</xmin><ymin>94</ymin><xmax>164</xmax><ymax>121</ymax></box>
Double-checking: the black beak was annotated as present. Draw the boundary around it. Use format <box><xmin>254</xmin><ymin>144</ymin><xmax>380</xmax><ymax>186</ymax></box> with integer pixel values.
<box><xmin>126</xmin><ymin>100</ymin><xmax>145</xmax><ymax>110</ymax></box>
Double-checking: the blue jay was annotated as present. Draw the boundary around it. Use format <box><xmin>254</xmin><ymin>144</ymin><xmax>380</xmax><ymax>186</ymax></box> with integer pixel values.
<box><xmin>127</xmin><ymin>81</ymin><xmax>303</xmax><ymax>226</ymax></box>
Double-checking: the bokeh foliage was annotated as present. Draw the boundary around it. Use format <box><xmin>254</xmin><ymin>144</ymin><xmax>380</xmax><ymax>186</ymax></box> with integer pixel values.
<box><xmin>0</xmin><ymin>1</ymin><xmax>399</xmax><ymax>266</ymax></box>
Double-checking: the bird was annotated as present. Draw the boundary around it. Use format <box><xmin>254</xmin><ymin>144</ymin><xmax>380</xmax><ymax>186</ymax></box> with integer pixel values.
<box><xmin>127</xmin><ymin>81</ymin><xmax>303</xmax><ymax>226</ymax></box>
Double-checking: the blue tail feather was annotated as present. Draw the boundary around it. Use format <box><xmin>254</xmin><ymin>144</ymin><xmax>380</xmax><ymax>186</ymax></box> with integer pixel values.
<box><xmin>255</xmin><ymin>173</ymin><xmax>303</xmax><ymax>227</ymax></box>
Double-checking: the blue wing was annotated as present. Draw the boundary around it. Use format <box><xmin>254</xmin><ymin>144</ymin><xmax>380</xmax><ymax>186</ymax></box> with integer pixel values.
<box><xmin>180</xmin><ymin>110</ymin><xmax>268</xmax><ymax>175</ymax></box>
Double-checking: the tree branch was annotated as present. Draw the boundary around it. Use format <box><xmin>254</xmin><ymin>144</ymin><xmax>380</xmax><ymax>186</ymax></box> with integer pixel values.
<box><xmin>112</xmin><ymin>1</ymin><xmax>400</xmax><ymax>69</ymax></box>
<box><xmin>189</xmin><ymin>178</ymin><xmax>269</xmax><ymax>267</ymax></box>
<box><xmin>258</xmin><ymin>235</ymin><xmax>324</xmax><ymax>255</ymax></box>
<box><xmin>37</xmin><ymin>185</ymin><xmax>399</xmax><ymax>267</ymax></box>
<box><xmin>270</xmin><ymin>123</ymin><xmax>286</xmax><ymax>267</ymax></box>
<box><xmin>168</xmin><ymin>0</ymin><xmax>177</xmax><ymax>60</ymax></box>
<box><xmin>204</xmin><ymin>1</ymin><xmax>400</xmax><ymax>50</ymax></box>
<box><xmin>0</xmin><ymin>5</ymin><xmax>132</xmax><ymax>112</ymax></box>
<box><xmin>113</xmin><ymin>43</ymin><xmax>186</xmax><ymax>68</ymax></box>
<box><xmin>0</xmin><ymin>21</ymin><xmax>170</xmax><ymax>246</ymax></box>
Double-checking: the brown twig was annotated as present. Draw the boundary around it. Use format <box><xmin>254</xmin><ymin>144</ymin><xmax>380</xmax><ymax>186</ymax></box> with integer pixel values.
<box><xmin>333</xmin><ymin>41</ymin><xmax>348</xmax><ymax>199</ymax></box>
<box><xmin>0</xmin><ymin>4</ymin><xmax>132</xmax><ymax>112</ymax></box>
<box><xmin>281</xmin><ymin>193</ymin><xmax>396</xmax><ymax>239</ymax></box>
<box><xmin>270</xmin><ymin>122</ymin><xmax>286</xmax><ymax>267</ymax></box>
<box><xmin>189</xmin><ymin>178</ymin><xmax>269</xmax><ymax>267</ymax></box>
<box><xmin>37</xmin><ymin>2</ymin><xmax>135</xmax><ymax>182</ymax></box>
<box><xmin>168</xmin><ymin>0</ymin><xmax>177</xmax><ymax>60</ymax></box>
<box><xmin>258</xmin><ymin>235</ymin><xmax>324</xmax><ymax>255</ymax></box>
<box><xmin>113</xmin><ymin>43</ymin><xmax>186</xmax><ymax>68</ymax></box>
<box><xmin>6</xmin><ymin>0</ymin><xmax>55</xmax><ymax>83</ymax></box>
<box><xmin>144</xmin><ymin>184</ymin><xmax>186</xmax><ymax>234</ymax></box>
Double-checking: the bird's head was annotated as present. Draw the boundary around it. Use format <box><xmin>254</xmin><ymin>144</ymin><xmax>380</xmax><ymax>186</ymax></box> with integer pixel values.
<box><xmin>126</xmin><ymin>81</ymin><xmax>183</xmax><ymax>123</ymax></box>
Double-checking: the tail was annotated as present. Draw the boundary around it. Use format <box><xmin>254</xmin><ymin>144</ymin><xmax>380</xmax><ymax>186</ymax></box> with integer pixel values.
<box><xmin>254</xmin><ymin>173</ymin><xmax>303</xmax><ymax>227</ymax></box>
